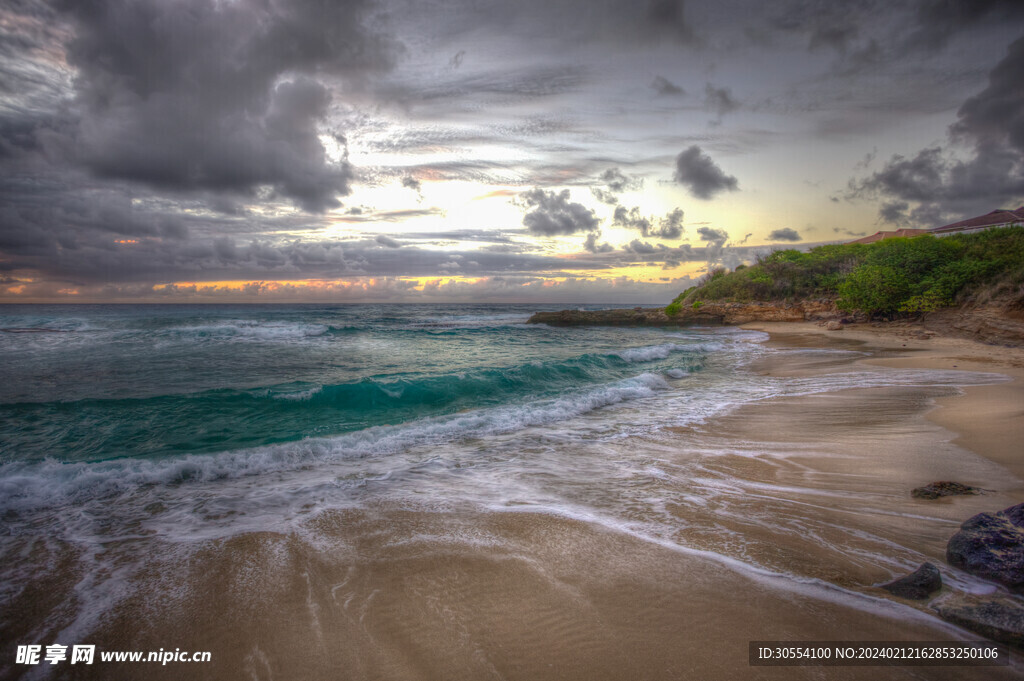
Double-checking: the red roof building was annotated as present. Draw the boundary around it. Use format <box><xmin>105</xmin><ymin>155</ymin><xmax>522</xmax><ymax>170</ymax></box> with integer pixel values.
<box><xmin>930</xmin><ymin>207</ymin><xmax>1024</xmax><ymax>236</ymax></box>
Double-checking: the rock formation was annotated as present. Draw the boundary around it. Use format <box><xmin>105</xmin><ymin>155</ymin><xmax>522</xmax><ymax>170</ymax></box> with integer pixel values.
<box><xmin>947</xmin><ymin>503</ymin><xmax>1024</xmax><ymax>592</ymax></box>
<box><xmin>880</xmin><ymin>562</ymin><xmax>942</xmax><ymax>599</ymax></box>
<box><xmin>911</xmin><ymin>481</ymin><xmax>983</xmax><ymax>500</ymax></box>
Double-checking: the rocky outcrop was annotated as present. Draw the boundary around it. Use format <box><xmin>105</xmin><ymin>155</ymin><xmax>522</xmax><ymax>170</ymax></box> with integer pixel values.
<box><xmin>527</xmin><ymin>300</ymin><xmax>840</xmax><ymax>327</ymax></box>
<box><xmin>912</xmin><ymin>481</ymin><xmax>983</xmax><ymax>500</ymax></box>
<box><xmin>946</xmin><ymin>503</ymin><xmax>1024</xmax><ymax>592</ymax></box>
<box><xmin>880</xmin><ymin>562</ymin><xmax>942</xmax><ymax>599</ymax></box>
<box><xmin>934</xmin><ymin>595</ymin><xmax>1024</xmax><ymax>648</ymax></box>
<box><xmin>526</xmin><ymin>307</ymin><xmax>674</xmax><ymax>327</ymax></box>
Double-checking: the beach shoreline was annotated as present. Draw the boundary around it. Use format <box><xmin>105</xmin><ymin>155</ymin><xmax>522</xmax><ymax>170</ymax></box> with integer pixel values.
<box><xmin>5</xmin><ymin>314</ymin><xmax>1024</xmax><ymax>679</ymax></box>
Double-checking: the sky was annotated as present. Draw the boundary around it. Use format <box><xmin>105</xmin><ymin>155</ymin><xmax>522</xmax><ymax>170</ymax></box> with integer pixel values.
<box><xmin>1</xmin><ymin>0</ymin><xmax>1022</xmax><ymax>304</ymax></box>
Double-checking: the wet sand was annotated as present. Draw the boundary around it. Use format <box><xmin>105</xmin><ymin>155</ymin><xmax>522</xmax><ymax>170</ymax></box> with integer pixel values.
<box><xmin>6</xmin><ymin>325</ymin><xmax>1024</xmax><ymax>680</ymax></box>
<box><xmin>744</xmin><ymin>321</ymin><xmax>1024</xmax><ymax>477</ymax></box>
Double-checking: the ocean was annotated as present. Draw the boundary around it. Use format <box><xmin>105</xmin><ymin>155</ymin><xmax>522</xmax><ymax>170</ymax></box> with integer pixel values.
<box><xmin>0</xmin><ymin>304</ymin><xmax>1016</xmax><ymax>679</ymax></box>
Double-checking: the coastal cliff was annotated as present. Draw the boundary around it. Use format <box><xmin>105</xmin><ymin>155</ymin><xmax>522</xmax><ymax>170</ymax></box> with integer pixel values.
<box><xmin>527</xmin><ymin>300</ymin><xmax>840</xmax><ymax>327</ymax></box>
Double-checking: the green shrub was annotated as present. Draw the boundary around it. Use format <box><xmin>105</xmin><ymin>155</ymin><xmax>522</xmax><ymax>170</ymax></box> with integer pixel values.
<box><xmin>669</xmin><ymin>227</ymin><xmax>1024</xmax><ymax>318</ymax></box>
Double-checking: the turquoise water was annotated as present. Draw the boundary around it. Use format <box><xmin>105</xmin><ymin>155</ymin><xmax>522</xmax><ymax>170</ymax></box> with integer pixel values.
<box><xmin>0</xmin><ymin>304</ymin><xmax>706</xmax><ymax>464</ymax></box>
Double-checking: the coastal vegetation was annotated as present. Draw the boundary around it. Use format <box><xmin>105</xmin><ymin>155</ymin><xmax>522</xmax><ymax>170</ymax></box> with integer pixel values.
<box><xmin>667</xmin><ymin>226</ymin><xmax>1024</xmax><ymax>319</ymax></box>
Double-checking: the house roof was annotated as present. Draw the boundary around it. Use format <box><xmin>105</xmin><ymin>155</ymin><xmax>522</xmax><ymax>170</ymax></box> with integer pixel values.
<box><xmin>848</xmin><ymin>228</ymin><xmax>930</xmax><ymax>244</ymax></box>
<box><xmin>931</xmin><ymin>207</ymin><xmax>1024</xmax><ymax>234</ymax></box>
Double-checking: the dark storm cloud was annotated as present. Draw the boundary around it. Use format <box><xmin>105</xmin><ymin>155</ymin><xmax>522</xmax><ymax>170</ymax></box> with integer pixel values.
<box><xmin>767</xmin><ymin>227</ymin><xmax>802</xmax><ymax>241</ymax></box>
<box><xmin>520</xmin><ymin>188</ymin><xmax>600</xmax><ymax>235</ymax></box>
<box><xmin>909</xmin><ymin>0</ymin><xmax>1024</xmax><ymax>52</ymax></box>
<box><xmin>878</xmin><ymin>200</ymin><xmax>909</xmax><ymax>224</ymax></box>
<box><xmin>952</xmin><ymin>36</ymin><xmax>1024</xmax><ymax>153</ymax></box>
<box><xmin>847</xmin><ymin>36</ymin><xmax>1024</xmax><ymax>225</ymax></box>
<box><xmin>673</xmin><ymin>146</ymin><xmax>739</xmax><ymax>199</ymax></box>
<box><xmin>651</xmin><ymin>76</ymin><xmax>685</xmax><ymax>96</ymax></box>
<box><xmin>53</xmin><ymin>0</ymin><xmax>396</xmax><ymax>213</ymax></box>
<box><xmin>851</xmin><ymin>148</ymin><xmax>946</xmax><ymax>202</ymax></box>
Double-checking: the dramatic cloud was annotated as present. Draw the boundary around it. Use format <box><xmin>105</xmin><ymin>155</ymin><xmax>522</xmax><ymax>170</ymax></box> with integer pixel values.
<box><xmin>520</xmin><ymin>188</ymin><xmax>600</xmax><ymax>235</ymax></box>
<box><xmin>48</xmin><ymin>0</ymin><xmax>396</xmax><ymax>213</ymax></box>
<box><xmin>767</xmin><ymin>227</ymin><xmax>802</xmax><ymax>241</ymax></box>
<box><xmin>847</xmin><ymin>36</ymin><xmax>1024</xmax><ymax>225</ymax></box>
<box><xmin>673</xmin><ymin>146</ymin><xmax>739</xmax><ymax>199</ymax></box>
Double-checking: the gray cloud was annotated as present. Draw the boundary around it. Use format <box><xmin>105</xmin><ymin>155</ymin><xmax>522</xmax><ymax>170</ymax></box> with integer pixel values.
<box><xmin>767</xmin><ymin>227</ymin><xmax>802</xmax><ymax>241</ymax></box>
<box><xmin>673</xmin><ymin>146</ymin><xmax>739</xmax><ymax>199</ymax></box>
<box><xmin>696</xmin><ymin>226</ymin><xmax>728</xmax><ymax>243</ymax></box>
<box><xmin>520</xmin><ymin>188</ymin><xmax>600</xmax><ymax>235</ymax></box>
<box><xmin>878</xmin><ymin>200</ymin><xmax>909</xmax><ymax>224</ymax></box>
<box><xmin>625</xmin><ymin>239</ymin><xmax>657</xmax><ymax>253</ymax></box>
<box><xmin>612</xmin><ymin>206</ymin><xmax>684</xmax><ymax>239</ymax></box>
<box><xmin>590</xmin><ymin>167</ymin><xmax>643</xmax><ymax>205</ymax></box>
<box><xmin>704</xmin><ymin>83</ymin><xmax>739</xmax><ymax>118</ymax></box>
<box><xmin>646</xmin><ymin>0</ymin><xmax>696</xmax><ymax>43</ymax></box>
<box><xmin>402</xmin><ymin>176</ymin><xmax>422</xmax><ymax>191</ymax></box>
<box><xmin>847</xmin><ymin>36</ymin><xmax>1024</xmax><ymax>225</ymax></box>
<box><xmin>583</xmin><ymin>231</ymin><xmax>614</xmax><ymax>253</ymax></box>
<box><xmin>651</xmin><ymin>75</ymin><xmax>685</xmax><ymax>96</ymax></box>
<box><xmin>50</xmin><ymin>0</ymin><xmax>397</xmax><ymax>213</ymax></box>
<box><xmin>599</xmin><ymin>167</ymin><xmax>643</xmax><ymax>193</ymax></box>
<box><xmin>376</xmin><ymin>235</ymin><xmax>402</xmax><ymax>248</ymax></box>
<box><xmin>910</xmin><ymin>0</ymin><xmax>1024</xmax><ymax>52</ymax></box>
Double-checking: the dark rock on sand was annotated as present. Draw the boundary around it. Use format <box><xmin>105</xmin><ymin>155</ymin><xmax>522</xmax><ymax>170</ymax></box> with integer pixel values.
<box><xmin>880</xmin><ymin>562</ymin><xmax>942</xmax><ymax>599</ymax></box>
<box><xmin>911</xmin><ymin>481</ymin><xmax>982</xmax><ymax>500</ymax></box>
<box><xmin>947</xmin><ymin>502</ymin><xmax>1024</xmax><ymax>592</ymax></box>
<box><xmin>935</xmin><ymin>595</ymin><xmax>1024</xmax><ymax>648</ymax></box>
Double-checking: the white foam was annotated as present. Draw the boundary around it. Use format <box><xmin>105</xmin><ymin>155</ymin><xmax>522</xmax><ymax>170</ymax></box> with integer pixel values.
<box><xmin>170</xmin><ymin>320</ymin><xmax>330</xmax><ymax>340</ymax></box>
<box><xmin>0</xmin><ymin>373</ymin><xmax>671</xmax><ymax>514</ymax></box>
